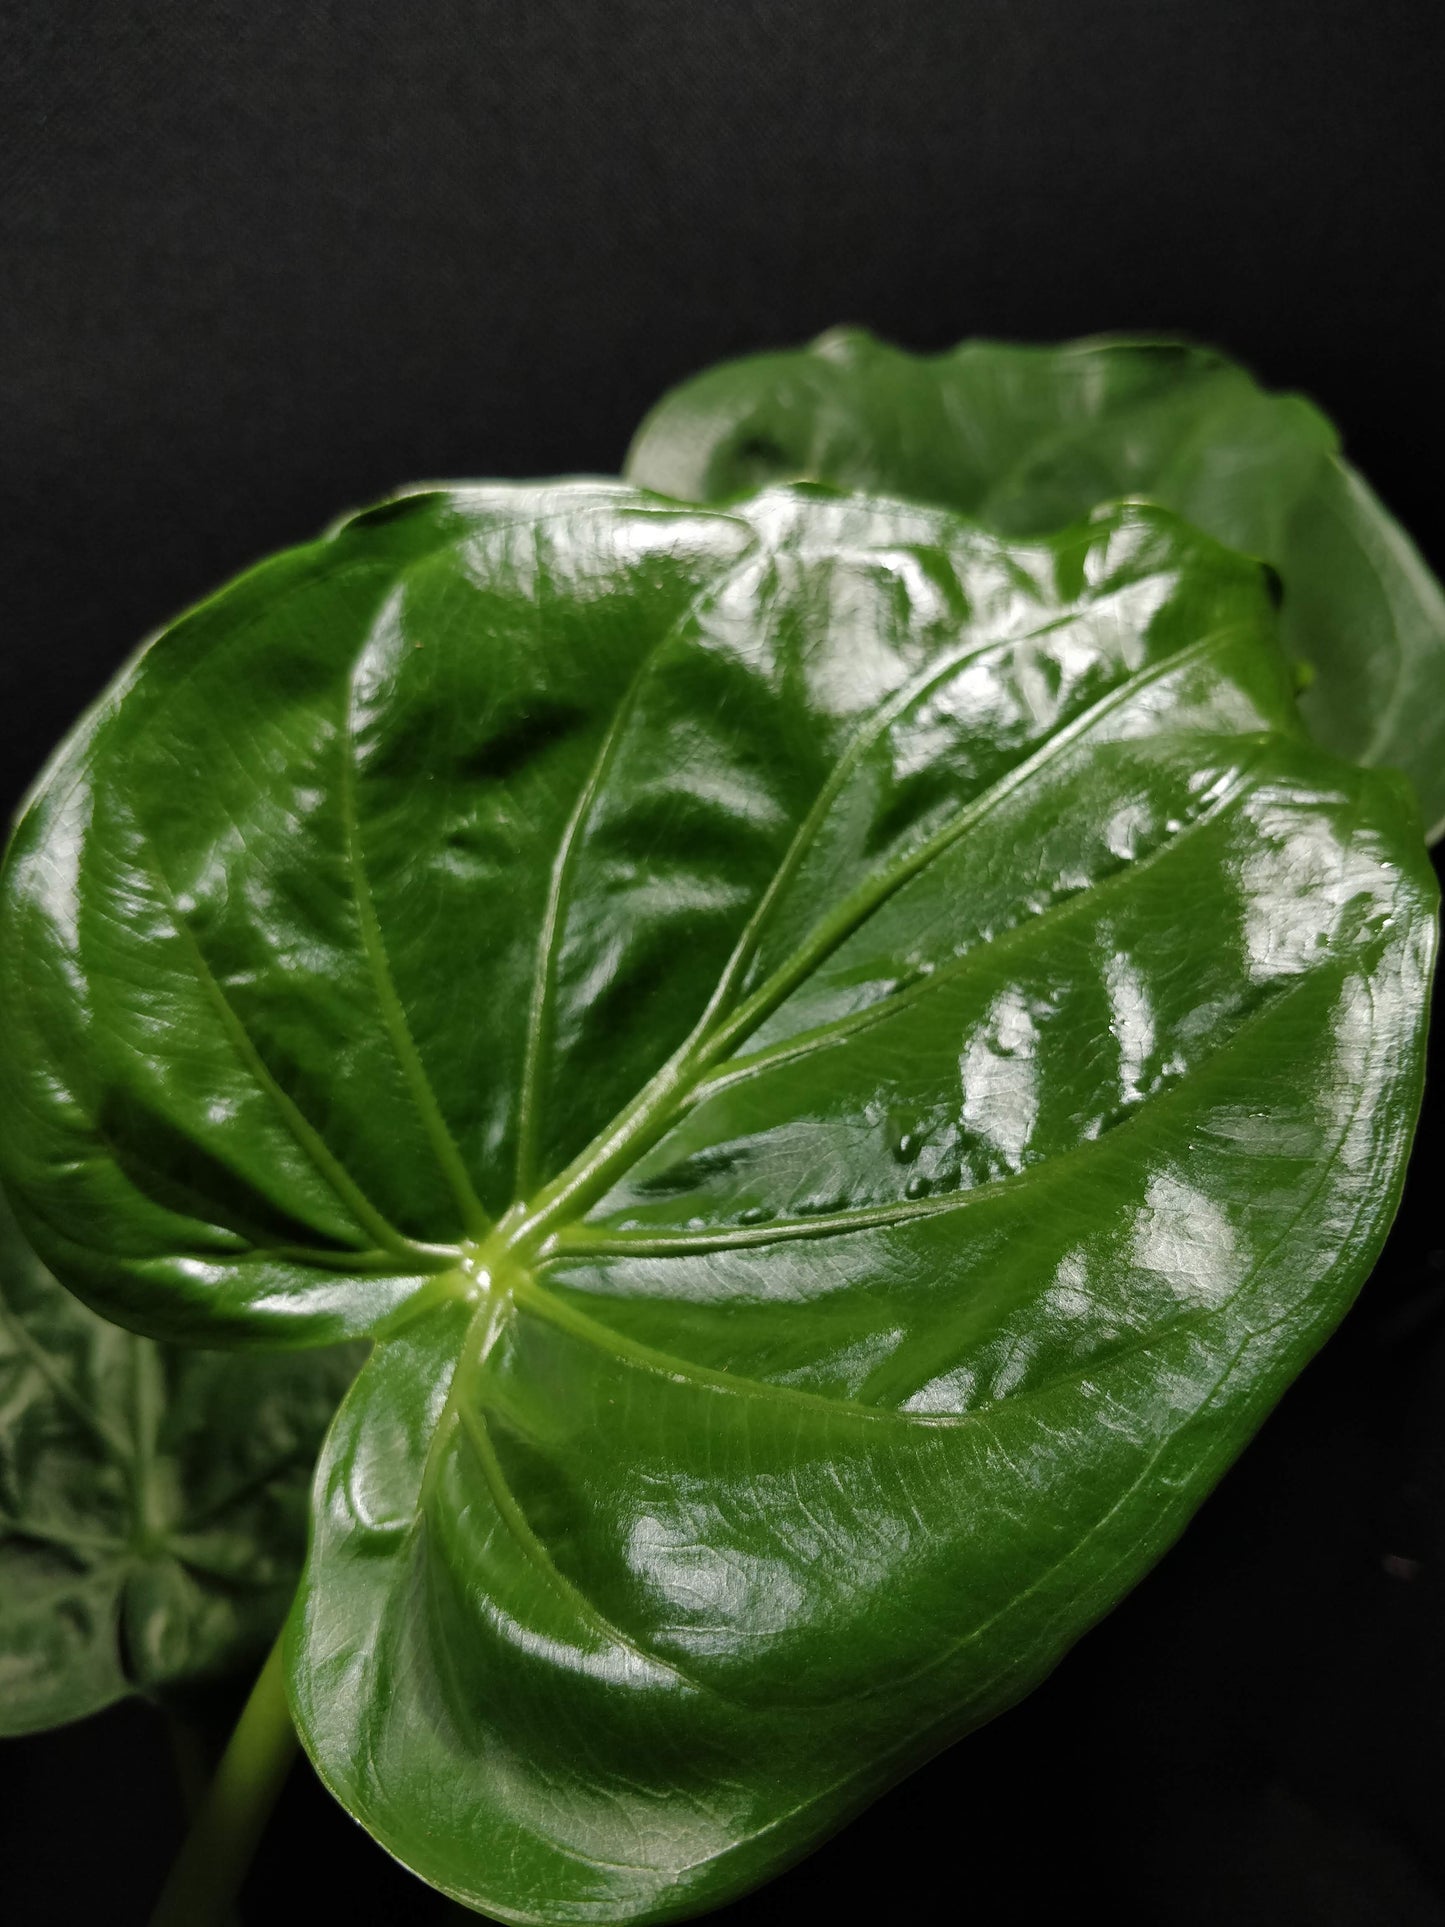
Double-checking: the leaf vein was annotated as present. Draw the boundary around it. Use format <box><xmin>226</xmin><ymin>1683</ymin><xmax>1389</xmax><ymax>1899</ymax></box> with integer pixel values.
<box><xmin>132</xmin><ymin>829</ymin><xmax>422</xmax><ymax>1261</ymax></box>
<box><xmin>339</xmin><ymin>622</ymin><xmax>492</xmax><ymax>1237</ymax></box>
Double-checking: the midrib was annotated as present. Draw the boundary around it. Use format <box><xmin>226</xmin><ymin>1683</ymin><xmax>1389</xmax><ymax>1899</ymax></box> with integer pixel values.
<box><xmin>483</xmin><ymin>622</ymin><xmax>1246</xmax><ymax>1269</ymax></box>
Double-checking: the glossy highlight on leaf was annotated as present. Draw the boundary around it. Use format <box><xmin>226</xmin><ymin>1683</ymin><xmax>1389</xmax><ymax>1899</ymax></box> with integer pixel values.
<box><xmin>625</xmin><ymin>328</ymin><xmax>1445</xmax><ymax>842</ymax></box>
<box><xmin>0</xmin><ymin>483</ymin><xmax>1434</xmax><ymax>1921</ymax></box>
<box><xmin>0</xmin><ymin>1190</ymin><xmax>358</xmax><ymax>1734</ymax></box>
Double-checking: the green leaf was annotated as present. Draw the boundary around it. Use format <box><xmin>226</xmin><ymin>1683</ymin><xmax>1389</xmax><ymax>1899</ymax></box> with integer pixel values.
<box><xmin>0</xmin><ymin>1187</ymin><xmax>359</xmax><ymax>1734</ymax></box>
<box><xmin>625</xmin><ymin>328</ymin><xmax>1445</xmax><ymax>842</ymax></box>
<box><xmin>0</xmin><ymin>483</ymin><xmax>1433</xmax><ymax>1920</ymax></box>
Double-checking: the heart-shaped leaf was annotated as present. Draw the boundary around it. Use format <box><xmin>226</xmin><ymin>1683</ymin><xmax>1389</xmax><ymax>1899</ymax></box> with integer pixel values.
<box><xmin>0</xmin><ymin>484</ymin><xmax>1432</xmax><ymax>1921</ymax></box>
<box><xmin>625</xmin><ymin>329</ymin><xmax>1445</xmax><ymax>843</ymax></box>
<box><xmin>0</xmin><ymin>1189</ymin><xmax>358</xmax><ymax>1734</ymax></box>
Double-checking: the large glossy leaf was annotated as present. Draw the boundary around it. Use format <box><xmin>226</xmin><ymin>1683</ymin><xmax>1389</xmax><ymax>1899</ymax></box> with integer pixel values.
<box><xmin>0</xmin><ymin>1189</ymin><xmax>358</xmax><ymax>1734</ymax></box>
<box><xmin>0</xmin><ymin>483</ymin><xmax>1433</xmax><ymax>1920</ymax></box>
<box><xmin>625</xmin><ymin>328</ymin><xmax>1445</xmax><ymax>843</ymax></box>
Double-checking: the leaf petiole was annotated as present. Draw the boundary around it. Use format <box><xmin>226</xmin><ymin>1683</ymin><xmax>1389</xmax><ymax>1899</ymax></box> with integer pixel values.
<box><xmin>149</xmin><ymin>1629</ymin><xmax>297</xmax><ymax>1927</ymax></box>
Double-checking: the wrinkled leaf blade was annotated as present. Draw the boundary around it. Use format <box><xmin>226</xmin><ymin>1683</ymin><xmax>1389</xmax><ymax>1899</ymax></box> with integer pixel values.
<box><xmin>624</xmin><ymin>329</ymin><xmax>1445</xmax><ymax>839</ymax></box>
<box><xmin>0</xmin><ymin>484</ymin><xmax>1432</xmax><ymax>1917</ymax></box>
<box><xmin>0</xmin><ymin>1192</ymin><xmax>359</xmax><ymax>1733</ymax></box>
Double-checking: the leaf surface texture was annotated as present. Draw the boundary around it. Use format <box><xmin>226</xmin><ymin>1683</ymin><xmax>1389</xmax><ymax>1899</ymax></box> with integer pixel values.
<box><xmin>0</xmin><ymin>483</ymin><xmax>1433</xmax><ymax>1920</ymax></box>
<box><xmin>0</xmin><ymin>1193</ymin><xmax>357</xmax><ymax>1733</ymax></box>
<box><xmin>626</xmin><ymin>330</ymin><xmax>1445</xmax><ymax>840</ymax></box>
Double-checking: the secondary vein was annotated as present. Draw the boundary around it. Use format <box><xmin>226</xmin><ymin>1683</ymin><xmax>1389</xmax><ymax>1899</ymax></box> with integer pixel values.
<box><xmin>511</xmin><ymin>538</ymin><xmax>763</xmax><ymax>1198</ymax></box>
<box><xmin>542</xmin><ymin>957</ymin><xmax>1331</xmax><ymax>1263</ymax></box>
<box><xmin>340</xmin><ymin>622</ymin><xmax>492</xmax><ymax>1237</ymax></box>
<box><xmin>135</xmin><ymin>827</ymin><xmax>423</xmax><ymax>1262</ymax></box>
<box><xmin>507</xmin><ymin>622</ymin><xmax>1248</xmax><ymax>1249</ymax></box>
<box><xmin>452</xmin><ymin>1395</ymin><xmax>703</xmax><ymax>1687</ymax></box>
<box><xmin>682</xmin><ymin>746</ymin><xmax>1259</xmax><ymax>1107</ymax></box>
<box><xmin>0</xmin><ymin>1295</ymin><xmax>136</xmax><ymax>1463</ymax></box>
<box><xmin>692</xmin><ymin>623</ymin><xmax>1246</xmax><ymax>1071</ymax></box>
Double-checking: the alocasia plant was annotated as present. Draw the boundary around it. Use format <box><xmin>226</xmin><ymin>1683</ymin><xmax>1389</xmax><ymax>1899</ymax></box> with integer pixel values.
<box><xmin>624</xmin><ymin>328</ymin><xmax>1445</xmax><ymax>843</ymax></box>
<box><xmin>0</xmin><ymin>1188</ymin><xmax>358</xmax><ymax>1734</ymax></box>
<box><xmin>0</xmin><ymin>481</ymin><xmax>1433</xmax><ymax>1923</ymax></box>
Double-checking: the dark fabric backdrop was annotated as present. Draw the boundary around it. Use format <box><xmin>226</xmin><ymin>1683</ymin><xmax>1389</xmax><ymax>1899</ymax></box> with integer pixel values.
<box><xmin>2</xmin><ymin>3</ymin><xmax>1443</xmax><ymax>1921</ymax></box>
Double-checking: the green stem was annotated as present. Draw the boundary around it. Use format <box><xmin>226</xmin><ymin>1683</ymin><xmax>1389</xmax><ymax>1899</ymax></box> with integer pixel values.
<box><xmin>149</xmin><ymin>1632</ymin><xmax>298</xmax><ymax>1927</ymax></box>
<box><xmin>164</xmin><ymin>1709</ymin><xmax>244</xmax><ymax>1927</ymax></box>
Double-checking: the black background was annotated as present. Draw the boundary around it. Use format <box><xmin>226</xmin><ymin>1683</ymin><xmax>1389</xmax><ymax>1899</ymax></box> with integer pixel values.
<box><xmin>3</xmin><ymin>3</ymin><xmax>1444</xmax><ymax>1921</ymax></box>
